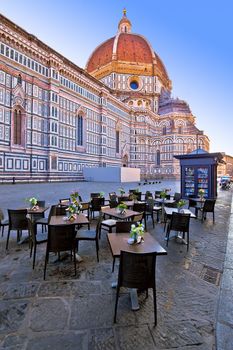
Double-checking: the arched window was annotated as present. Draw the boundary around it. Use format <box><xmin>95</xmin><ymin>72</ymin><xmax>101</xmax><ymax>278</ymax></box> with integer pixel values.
<box><xmin>116</xmin><ymin>130</ymin><xmax>120</xmax><ymax>153</ymax></box>
<box><xmin>17</xmin><ymin>74</ymin><xmax>22</xmax><ymax>85</ymax></box>
<box><xmin>13</xmin><ymin>109</ymin><xmax>22</xmax><ymax>145</ymax></box>
<box><xmin>177</xmin><ymin>139</ymin><xmax>184</xmax><ymax>152</ymax></box>
<box><xmin>178</xmin><ymin>126</ymin><xmax>182</xmax><ymax>134</ymax></box>
<box><xmin>77</xmin><ymin>115</ymin><xmax>83</xmax><ymax>146</ymax></box>
<box><xmin>156</xmin><ymin>150</ymin><xmax>160</xmax><ymax>166</ymax></box>
<box><xmin>164</xmin><ymin>139</ymin><xmax>173</xmax><ymax>160</ymax></box>
<box><xmin>162</xmin><ymin>126</ymin><xmax>166</xmax><ymax>135</ymax></box>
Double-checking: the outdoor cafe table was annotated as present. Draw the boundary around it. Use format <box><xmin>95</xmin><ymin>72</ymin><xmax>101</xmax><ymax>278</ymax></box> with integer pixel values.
<box><xmin>101</xmin><ymin>207</ymin><xmax>140</xmax><ymax>220</ymax></box>
<box><xmin>154</xmin><ymin>198</ymin><xmax>175</xmax><ymax>205</ymax></box>
<box><xmin>189</xmin><ymin>197</ymin><xmax>205</xmax><ymax>209</ymax></box>
<box><xmin>154</xmin><ymin>198</ymin><xmax>176</xmax><ymax>222</ymax></box>
<box><xmin>27</xmin><ymin>206</ymin><xmax>49</xmax><ymax>216</ymax></box>
<box><xmin>49</xmin><ymin>213</ymin><xmax>89</xmax><ymax>226</ymax></box>
<box><xmin>107</xmin><ymin>232</ymin><xmax>167</xmax><ymax>310</ymax></box>
<box><xmin>120</xmin><ymin>200</ymin><xmax>145</xmax><ymax>208</ymax></box>
<box><xmin>164</xmin><ymin>207</ymin><xmax>196</xmax><ymax>218</ymax></box>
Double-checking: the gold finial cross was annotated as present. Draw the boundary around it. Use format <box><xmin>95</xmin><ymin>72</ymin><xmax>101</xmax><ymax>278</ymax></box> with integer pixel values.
<box><xmin>123</xmin><ymin>8</ymin><xmax>127</xmax><ymax>16</ymax></box>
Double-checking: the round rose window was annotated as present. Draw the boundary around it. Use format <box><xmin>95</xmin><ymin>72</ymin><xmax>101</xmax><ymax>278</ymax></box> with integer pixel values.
<box><xmin>130</xmin><ymin>81</ymin><xmax>139</xmax><ymax>90</ymax></box>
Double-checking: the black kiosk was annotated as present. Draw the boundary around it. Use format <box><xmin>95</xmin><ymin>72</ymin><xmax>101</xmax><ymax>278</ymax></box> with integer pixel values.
<box><xmin>174</xmin><ymin>150</ymin><xmax>224</xmax><ymax>199</ymax></box>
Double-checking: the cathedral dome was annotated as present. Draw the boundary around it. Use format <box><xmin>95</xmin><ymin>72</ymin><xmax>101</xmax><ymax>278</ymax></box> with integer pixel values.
<box><xmin>86</xmin><ymin>11</ymin><xmax>171</xmax><ymax>90</ymax></box>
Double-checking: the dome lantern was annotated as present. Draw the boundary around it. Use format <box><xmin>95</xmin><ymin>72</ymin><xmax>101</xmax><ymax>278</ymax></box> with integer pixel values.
<box><xmin>118</xmin><ymin>8</ymin><xmax>132</xmax><ymax>33</ymax></box>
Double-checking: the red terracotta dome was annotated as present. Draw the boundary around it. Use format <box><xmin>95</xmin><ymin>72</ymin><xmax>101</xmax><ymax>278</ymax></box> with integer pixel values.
<box><xmin>86</xmin><ymin>12</ymin><xmax>170</xmax><ymax>89</ymax></box>
<box><xmin>86</xmin><ymin>37</ymin><xmax>115</xmax><ymax>74</ymax></box>
<box><xmin>86</xmin><ymin>33</ymin><xmax>155</xmax><ymax>73</ymax></box>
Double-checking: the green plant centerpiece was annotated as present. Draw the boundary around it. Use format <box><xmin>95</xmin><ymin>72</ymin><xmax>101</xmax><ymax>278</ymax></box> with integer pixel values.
<box><xmin>117</xmin><ymin>202</ymin><xmax>127</xmax><ymax>214</ymax></box>
<box><xmin>160</xmin><ymin>190</ymin><xmax>168</xmax><ymax>200</ymax></box>
<box><xmin>177</xmin><ymin>199</ymin><xmax>186</xmax><ymax>212</ymax></box>
<box><xmin>66</xmin><ymin>190</ymin><xmax>82</xmax><ymax>220</ymax></box>
<box><xmin>27</xmin><ymin>197</ymin><xmax>38</xmax><ymax>210</ymax></box>
<box><xmin>130</xmin><ymin>222</ymin><xmax>145</xmax><ymax>244</ymax></box>
<box><xmin>99</xmin><ymin>191</ymin><xmax>105</xmax><ymax>198</ymax></box>
<box><xmin>198</xmin><ymin>188</ymin><xmax>205</xmax><ymax>199</ymax></box>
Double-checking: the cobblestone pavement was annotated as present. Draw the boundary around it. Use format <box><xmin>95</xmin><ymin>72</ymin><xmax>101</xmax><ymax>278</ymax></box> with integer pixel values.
<box><xmin>0</xmin><ymin>182</ymin><xmax>232</xmax><ymax>350</ymax></box>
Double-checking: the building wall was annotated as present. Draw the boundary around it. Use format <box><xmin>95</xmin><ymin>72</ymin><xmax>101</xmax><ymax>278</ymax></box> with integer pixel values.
<box><xmin>217</xmin><ymin>155</ymin><xmax>233</xmax><ymax>178</ymax></box>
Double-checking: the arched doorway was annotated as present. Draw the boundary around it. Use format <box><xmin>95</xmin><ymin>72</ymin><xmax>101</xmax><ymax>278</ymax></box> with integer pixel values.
<box><xmin>122</xmin><ymin>154</ymin><xmax>128</xmax><ymax>167</ymax></box>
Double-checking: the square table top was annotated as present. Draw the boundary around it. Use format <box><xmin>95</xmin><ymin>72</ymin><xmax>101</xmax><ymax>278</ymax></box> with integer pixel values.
<box><xmin>107</xmin><ymin>232</ymin><xmax>167</xmax><ymax>257</ymax></box>
<box><xmin>189</xmin><ymin>197</ymin><xmax>205</xmax><ymax>203</ymax></box>
<box><xmin>155</xmin><ymin>198</ymin><xmax>175</xmax><ymax>204</ymax></box>
<box><xmin>26</xmin><ymin>207</ymin><xmax>49</xmax><ymax>214</ymax></box>
<box><xmin>49</xmin><ymin>214</ymin><xmax>89</xmax><ymax>226</ymax></box>
<box><xmin>101</xmin><ymin>207</ymin><xmax>140</xmax><ymax>220</ymax></box>
<box><xmin>164</xmin><ymin>207</ymin><xmax>196</xmax><ymax>218</ymax></box>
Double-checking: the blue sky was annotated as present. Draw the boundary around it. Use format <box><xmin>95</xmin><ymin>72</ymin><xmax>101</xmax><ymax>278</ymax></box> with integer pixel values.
<box><xmin>1</xmin><ymin>0</ymin><xmax>232</xmax><ymax>155</ymax></box>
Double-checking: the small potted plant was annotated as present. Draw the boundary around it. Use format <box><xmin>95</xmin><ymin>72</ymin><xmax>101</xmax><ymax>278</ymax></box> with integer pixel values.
<box><xmin>70</xmin><ymin>190</ymin><xmax>79</xmax><ymax>204</ymax></box>
<box><xmin>65</xmin><ymin>191</ymin><xmax>82</xmax><ymax>220</ymax></box>
<box><xmin>160</xmin><ymin>190</ymin><xmax>167</xmax><ymax>200</ymax></box>
<box><xmin>27</xmin><ymin>197</ymin><xmax>38</xmax><ymax>210</ymax></box>
<box><xmin>177</xmin><ymin>199</ymin><xmax>186</xmax><ymax>212</ymax></box>
<box><xmin>99</xmin><ymin>191</ymin><xmax>105</xmax><ymax>198</ymax></box>
<box><xmin>198</xmin><ymin>188</ymin><xmax>205</xmax><ymax>199</ymax></box>
<box><xmin>129</xmin><ymin>222</ymin><xmax>145</xmax><ymax>244</ymax></box>
<box><xmin>117</xmin><ymin>202</ymin><xmax>127</xmax><ymax>214</ymax></box>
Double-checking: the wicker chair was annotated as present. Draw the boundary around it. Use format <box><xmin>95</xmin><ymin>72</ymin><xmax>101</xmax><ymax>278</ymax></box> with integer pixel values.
<box><xmin>196</xmin><ymin>199</ymin><xmax>216</xmax><ymax>222</ymax></box>
<box><xmin>165</xmin><ymin>212</ymin><xmax>191</xmax><ymax>251</ymax></box>
<box><xmin>28</xmin><ymin>217</ymin><xmax>48</xmax><ymax>269</ymax></box>
<box><xmin>35</xmin><ymin>205</ymin><xmax>57</xmax><ymax>232</ymax></box>
<box><xmin>0</xmin><ymin>208</ymin><xmax>9</xmax><ymax>237</ymax></box>
<box><xmin>114</xmin><ymin>251</ymin><xmax>157</xmax><ymax>325</ymax></box>
<box><xmin>76</xmin><ymin>215</ymin><xmax>101</xmax><ymax>262</ymax></box>
<box><xmin>90</xmin><ymin>197</ymin><xmax>105</xmax><ymax>219</ymax></box>
<box><xmin>111</xmin><ymin>221</ymin><xmax>135</xmax><ymax>273</ymax></box>
<box><xmin>145</xmin><ymin>198</ymin><xmax>155</xmax><ymax>228</ymax></box>
<box><xmin>44</xmin><ymin>224</ymin><xmax>77</xmax><ymax>279</ymax></box>
<box><xmin>6</xmin><ymin>209</ymin><xmax>28</xmax><ymax>250</ymax></box>
<box><xmin>32</xmin><ymin>200</ymin><xmax>46</xmax><ymax>232</ymax></box>
<box><xmin>99</xmin><ymin>207</ymin><xmax>117</xmax><ymax>238</ymax></box>
<box><xmin>133</xmin><ymin>203</ymin><xmax>147</xmax><ymax>229</ymax></box>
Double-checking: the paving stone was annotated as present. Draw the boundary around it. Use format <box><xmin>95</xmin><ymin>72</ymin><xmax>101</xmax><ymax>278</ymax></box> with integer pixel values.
<box><xmin>70</xmin><ymin>295</ymin><xmax>114</xmax><ymax>330</ymax></box>
<box><xmin>29</xmin><ymin>298</ymin><xmax>70</xmax><ymax>332</ymax></box>
<box><xmin>26</xmin><ymin>331</ymin><xmax>88</xmax><ymax>350</ymax></box>
<box><xmin>0</xmin><ymin>300</ymin><xmax>29</xmax><ymax>334</ymax></box>
<box><xmin>70</xmin><ymin>280</ymin><xmax>102</xmax><ymax>296</ymax></box>
<box><xmin>115</xmin><ymin>325</ymin><xmax>156</xmax><ymax>350</ymax></box>
<box><xmin>37</xmin><ymin>281</ymin><xmax>73</xmax><ymax>297</ymax></box>
<box><xmin>88</xmin><ymin>328</ymin><xmax>115</xmax><ymax>350</ymax></box>
<box><xmin>0</xmin><ymin>282</ymin><xmax>39</xmax><ymax>299</ymax></box>
<box><xmin>0</xmin><ymin>334</ymin><xmax>28</xmax><ymax>349</ymax></box>
<box><xmin>150</xmin><ymin>321</ymin><xmax>204</xmax><ymax>348</ymax></box>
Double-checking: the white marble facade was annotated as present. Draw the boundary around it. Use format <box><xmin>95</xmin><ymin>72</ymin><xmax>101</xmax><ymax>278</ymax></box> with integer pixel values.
<box><xmin>0</xmin><ymin>13</ymin><xmax>209</xmax><ymax>182</ymax></box>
